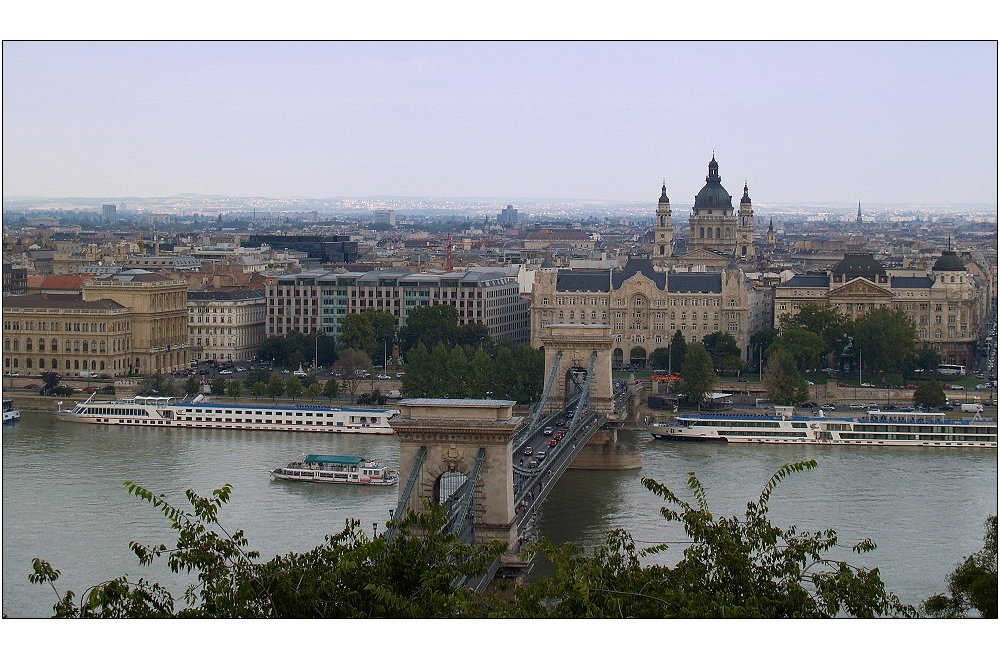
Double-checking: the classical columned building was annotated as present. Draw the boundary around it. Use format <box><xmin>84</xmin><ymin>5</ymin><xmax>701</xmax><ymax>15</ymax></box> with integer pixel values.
<box><xmin>83</xmin><ymin>269</ymin><xmax>189</xmax><ymax>374</ymax></box>
<box><xmin>774</xmin><ymin>252</ymin><xmax>984</xmax><ymax>367</ymax></box>
<box><xmin>3</xmin><ymin>296</ymin><xmax>131</xmax><ymax>377</ymax></box>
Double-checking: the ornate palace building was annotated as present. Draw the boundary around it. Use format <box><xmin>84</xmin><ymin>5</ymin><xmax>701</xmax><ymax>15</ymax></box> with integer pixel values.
<box><xmin>530</xmin><ymin>257</ymin><xmax>770</xmax><ymax>368</ymax></box>
<box><xmin>774</xmin><ymin>251</ymin><xmax>986</xmax><ymax>367</ymax></box>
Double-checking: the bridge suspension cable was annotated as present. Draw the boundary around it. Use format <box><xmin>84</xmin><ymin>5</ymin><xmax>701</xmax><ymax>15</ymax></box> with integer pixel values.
<box><xmin>384</xmin><ymin>445</ymin><xmax>426</xmax><ymax>541</ymax></box>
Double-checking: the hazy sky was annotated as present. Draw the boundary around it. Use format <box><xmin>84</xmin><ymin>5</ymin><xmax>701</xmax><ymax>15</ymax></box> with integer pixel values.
<box><xmin>3</xmin><ymin>41</ymin><xmax>997</xmax><ymax>206</ymax></box>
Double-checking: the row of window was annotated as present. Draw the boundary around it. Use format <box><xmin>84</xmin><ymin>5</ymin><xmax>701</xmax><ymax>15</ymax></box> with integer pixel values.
<box><xmin>5</xmin><ymin>338</ymin><xmax>117</xmax><ymax>353</ymax></box>
<box><xmin>4</xmin><ymin>320</ymin><xmax>122</xmax><ymax>332</ymax></box>
<box><xmin>5</xmin><ymin>358</ymin><xmax>106</xmax><ymax>370</ymax></box>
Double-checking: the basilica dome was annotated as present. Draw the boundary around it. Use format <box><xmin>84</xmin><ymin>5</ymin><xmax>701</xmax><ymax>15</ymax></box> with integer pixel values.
<box><xmin>693</xmin><ymin>155</ymin><xmax>733</xmax><ymax>211</ymax></box>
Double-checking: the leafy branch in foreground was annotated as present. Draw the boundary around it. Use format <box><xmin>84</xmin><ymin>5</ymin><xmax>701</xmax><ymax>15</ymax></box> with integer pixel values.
<box><xmin>29</xmin><ymin>462</ymin><xmax>920</xmax><ymax>618</ymax></box>
<box><xmin>922</xmin><ymin>515</ymin><xmax>997</xmax><ymax>618</ymax></box>
<box><xmin>518</xmin><ymin>460</ymin><xmax>915</xmax><ymax>618</ymax></box>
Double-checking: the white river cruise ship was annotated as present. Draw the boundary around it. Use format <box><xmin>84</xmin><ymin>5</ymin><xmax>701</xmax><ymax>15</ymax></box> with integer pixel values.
<box><xmin>55</xmin><ymin>394</ymin><xmax>398</xmax><ymax>434</ymax></box>
<box><xmin>648</xmin><ymin>410</ymin><xmax>997</xmax><ymax>448</ymax></box>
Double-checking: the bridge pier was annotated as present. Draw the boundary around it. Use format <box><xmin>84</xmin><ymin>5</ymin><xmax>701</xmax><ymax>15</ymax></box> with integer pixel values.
<box><xmin>569</xmin><ymin>427</ymin><xmax>642</xmax><ymax>470</ymax></box>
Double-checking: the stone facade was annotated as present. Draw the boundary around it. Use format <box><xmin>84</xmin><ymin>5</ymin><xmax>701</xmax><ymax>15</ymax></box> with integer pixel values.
<box><xmin>774</xmin><ymin>251</ymin><xmax>985</xmax><ymax>367</ymax></box>
<box><xmin>531</xmin><ymin>257</ymin><xmax>767</xmax><ymax>367</ymax></box>
<box><xmin>188</xmin><ymin>290</ymin><xmax>266</xmax><ymax>363</ymax></box>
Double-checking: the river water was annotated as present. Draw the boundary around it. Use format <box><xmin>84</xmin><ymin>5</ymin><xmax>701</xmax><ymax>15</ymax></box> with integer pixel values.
<box><xmin>3</xmin><ymin>410</ymin><xmax>996</xmax><ymax>618</ymax></box>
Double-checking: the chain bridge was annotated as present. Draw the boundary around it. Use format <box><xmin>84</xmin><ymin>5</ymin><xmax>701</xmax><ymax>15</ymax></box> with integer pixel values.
<box><xmin>386</xmin><ymin>324</ymin><xmax>642</xmax><ymax>590</ymax></box>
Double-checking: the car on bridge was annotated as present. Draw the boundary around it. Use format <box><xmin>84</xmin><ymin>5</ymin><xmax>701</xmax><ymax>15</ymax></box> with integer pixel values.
<box><xmin>542</xmin><ymin>426</ymin><xmax>554</xmax><ymax>435</ymax></box>
<box><xmin>522</xmin><ymin>446</ymin><xmax>533</xmax><ymax>456</ymax></box>
<box><xmin>555</xmin><ymin>430</ymin><xmax>566</xmax><ymax>440</ymax></box>
<box><xmin>548</xmin><ymin>438</ymin><xmax>559</xmax><ymax>447</ymax></box>
<box><xmin>536</xmin><ymin>451</ymin><xmax>547</xmax><ymax>460</ymax></box>
<box><xmin>528</xmin><ymin>460</ymin><xmax>539</xmax><ymax>468</ymax></box>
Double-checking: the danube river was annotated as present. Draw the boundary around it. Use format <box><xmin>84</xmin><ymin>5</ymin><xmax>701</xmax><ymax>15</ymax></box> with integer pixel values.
<box><xmin>3</xmin><ymin>410</ymin><xmax>997</xmax><ymax>618</ymax></box>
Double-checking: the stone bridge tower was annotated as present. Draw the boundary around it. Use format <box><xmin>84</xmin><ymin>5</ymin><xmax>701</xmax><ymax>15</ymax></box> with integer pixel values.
<box><xmin>390</xmin><ymin>399</ymin><xmax>523</xmax><ymax>547</ymax></box>
<box><xmin>537</xmin><ymin>323</ymin><xmax>615</xmax><ymax>419</ymax></box>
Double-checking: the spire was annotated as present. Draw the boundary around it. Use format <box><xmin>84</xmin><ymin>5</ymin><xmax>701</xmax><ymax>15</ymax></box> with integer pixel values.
<box><xmin>768</xmin><ymin>217</ymin><xmax>774</xmax><ymax>231</ymax></box>
<box><xmin>741</xmin><ymin>181</ymin><xmax>751</xmax><ymax>204</ymax></box>
<box><xmin>857</xmin><ymin>201</ymin><xmax>862</xmax><ymax>223</ymax></box>
<box><xmin>658</xmin><ymin>181</ymin><xmax>669</xmax><ymax>204</ymax></box>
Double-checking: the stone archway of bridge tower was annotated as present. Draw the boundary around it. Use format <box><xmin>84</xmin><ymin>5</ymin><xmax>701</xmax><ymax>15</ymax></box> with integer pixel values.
<box><xmin>538</xmin><ymin>323</ymin><xmax>615</xmax><ymax>417</ymax></box>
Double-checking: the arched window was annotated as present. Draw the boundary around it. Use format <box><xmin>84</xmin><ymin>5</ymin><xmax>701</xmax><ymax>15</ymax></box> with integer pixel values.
<box><xmin>13</xmin><ymin>339</ymin><xmax>18</xmax><ymax>350</ymax></box>
<box><xmin>39</xmin><ymin>358</ymin><xmax>46</xmax><ymax>368</ymax></box>
<box><xmin>74</xmin><ymin>340</ymin><xmax>80</xmax><ymax>352</ymax></box>
<box><xmin>26</xmin><ymin>338</ymin><xmax>32</xmax><ymax>351</ymax></box>
<box><xmin>91</xmin><ymin>340</ymin><xmax>97</xmax><ymax>352</ymax></box>
<box><xmin>51</xmin><ymin>339</ymin><xmax>58</xmax><ymax>351</ymax></box>
<box><xmin>65</xmin><ymin>340</ymin><xmax>72</xmax><ymax>352</ymax></box>
<box><xmin>82</xmin><ymin>341</ymin><xmax>89</xmax><ymax>353</ymax></box>
<box><xmin>100</xmin><ymin>361</ymin><xmax>105</xmax><ymax>370</ymax></box>
<box><xmin>699</xmin><ymin>227</ymin><xmax>705</xmax><ymax>239</ymax></box>
<box><xmin>65</xmin><ymin>360</ymin><xmax>71</xmax><ymax>369</ymax></box>
<box><xmin>716</xmin><ymin>228</ymin><xmax>722</xmax><ymax>239</ymax></box>
<box><xmin>13</xmin><ymin>359</ymin><xmax>18</xmax><ymax>368</ymax></box>
<box><xmin>741</xmin><ymin>246</ymin><xmax>747</xmax><ymax>256</ymax></box>
<box><xmin>99</xmin><ymin>340</ymin><xmax>106</xmax><ymax>353</ymax></box>
<box><xmin>74</xmin><ymin>360</ymin><xmax>80</xmax><ymax>370</ymax></box>
<box><xmin>26</xmin><ymin>358</ymin><xmax>33</xmax><ymax>369</ymax></box>
<box><xmin>725</xmin><ymin>228</ymin><xmax>731</xmax><ymax>239</ymax></box>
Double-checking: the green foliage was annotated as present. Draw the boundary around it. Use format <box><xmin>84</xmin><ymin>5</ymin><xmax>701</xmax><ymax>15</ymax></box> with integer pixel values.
<box><xmin>855</xmin><ymin>307</ymin><xmax>918</xmax><ymax>374</ymax></box>
<box><xmin>251</xmin><ymin>381</ymin><xmax>267</xmax><ymax>400</ymax></box>
<box><xmin>913</xmin><ymin>380</ymin><xmax>946</xmax><ymax>408</ymax></box>
<box><xmin>923</xmin><ymin>516</ymin><xmax>998</xmax><ymax>618</ymax></box>
<box><xmin>40</xmin><ymin>371</ymin><xmax>61</xmax><ymax>393</ymax></box>
<box><xmin>510</xmin><ymin>461</ymin><xmax>913</xmax><ymax>618</ymax></box>
<box><xmin>266</xmin><ymin>374</ymin><xmax>285</xmax><ymax>400</ymax></box>
<box><xmin>258</xmin><ymin>331</ymin><xmax>335</xmax><ymax>369</ymax></box>
<box><xmin>306</xmin><ymin>382</ymin><xmax>323</xmax><ymax>401</ymax></box>
<box><xmin>677</xmin><ymin>343</ymin><xmax>716</xmax><ymax>409</ymax></box>
<box><xmin>226</xmin><ymin>379</ymin><xmax>242</xmax><ymax>399</ymax></box>
<box><xmin>764</xmin><ymin>348</ymin><xmax>810</xmax><ymax>405</ymax></box>
<box><xmin>184</xmin><ymin>377</ymin><xmax>200</xmax><ymax>397</ymax></box>
<box><xmin>338</xmin><ymin>310</ymin><xmax>396</xmax><ymax>361</ymax></box>
<box><xmin>769</xmin><ymin>325</ymin><xmax>826</xmax><ymax>372</ymax></box>
<box><xmin>400</xmin><ymin>341</ymin><xmax>541</xmax><ymax>404</ymax></box>
<box><xmin>749</xmin><ymin>327</ymin><xmax>780</xmax><ymax>358</ymax></box>
<box><xmin>209</xmin><ymin>377</ymin><xmax>226</xmax><ymax>397</ymax></box>
<box><xmin>284</xmin><ymin>376</ymin><xmax>304</xmax><ymax>400</ymax></box>
<box><xmin>333</xmin><ymin>348</ymin><xmax>372</xmax><ymax>403</ymax></box>
<box><xmin>914</xmin><ymin>347</ymin><xmax>942</xmax><ymax>374</ymax></box>
<box><xmin>322</xmin><ymin>378</ymin><xmax>340</xmax><ymax>401</ymax></box>
<box><xmin>30</xmin><ymin>483</ymin><xmax>504</xmax><ymax>618</ymax></box>
<box><xmin>648</xmin><ymin>347</ymin><xmax>670</xmax><ymax>371</ymax></box>
<box><xmin>702</xmin><ymin>331</ymin><xmax>743</xmax><ymax>373</ymax></box>
<box><xmin>398</xmin><ymin>304</ymin><xmax>459</xmax><ymax>357</ymax></box>
<box><xmin>140</xmin><ymin>373</ymin><xmax>176</xmax><ymax>397</ymax></box>
<box><xmin>782</xmin><ymin>303</ymin><xmax>854</xmax><ymax>363</ymax></box>
<box><xmin>669</xmin><ymin>331</ymin><xmax>687</xmax><ymax>373</ymax></box>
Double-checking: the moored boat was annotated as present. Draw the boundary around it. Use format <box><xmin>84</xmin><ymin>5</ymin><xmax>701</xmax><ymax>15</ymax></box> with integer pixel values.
<box><xmin>648</xmin><ymin>410</ymin><xmax>997</xmax><ymax>448</ymax></box>
<box><xmin>3</xmin><ymin>398</ymin><xmax>20</xmax><ymax>424</ymax></box>
<box><xmin>270</xmin><ymin>455</ymin><xmax>399</xmax><ymax>485</ymax></box>
<box><xmin>54</xmin><ymin>393</ymin><xmax>397</xmax><ymax>434</ymax></box>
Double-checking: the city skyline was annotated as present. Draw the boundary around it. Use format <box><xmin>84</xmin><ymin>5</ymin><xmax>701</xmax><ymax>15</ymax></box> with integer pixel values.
<box><xmin>3</xmin><ymin>41</ymin><xmax>997</xmax><ymax>207</ymax></box>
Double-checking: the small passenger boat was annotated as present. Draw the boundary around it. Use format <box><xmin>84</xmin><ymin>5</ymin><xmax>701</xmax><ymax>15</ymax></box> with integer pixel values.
<box><xmin>270</xmin><ymin>454</ymin><xmax>399</xmax><ymax>485</ymax></box>
<box><xmin>3</xmin><ymin>398</ymin><xmax>21</xmax><ymax>424</ymax></box>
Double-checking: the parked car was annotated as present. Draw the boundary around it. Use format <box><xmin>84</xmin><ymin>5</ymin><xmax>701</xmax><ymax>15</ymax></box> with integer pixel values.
<box><xmin>849</xmin><ymin>403</ymin><xmax>867</xmax><ymax>410</ymax></box>
<box><xmin>23</xmin><ymin>383</ymin><xmax>39</xmax><ymax>389</ymax></box>
<box><xmin>376</xmin><ymin>374</ymin><xmax>392</xmax><ymax>380</ymax></box>
<box><xmin>219</xmin><ymin>369</ymin><xmax>233</xmax><ymax>375</ymax></box>
<box><xmin>820</xmin><ymin>404</ymin><xmax>836</xmax><ymax>411</ymax></box>
<box><xmin>801</xmin><ymin>402</ymin><xmax>817</xmax><ymax>408</ymax></box>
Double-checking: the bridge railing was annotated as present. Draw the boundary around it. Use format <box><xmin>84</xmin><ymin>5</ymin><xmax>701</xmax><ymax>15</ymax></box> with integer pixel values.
<box><xmin>384</xmin><ymin>445</ymin><xmax>426</xmax><ymax>542</ymax></box>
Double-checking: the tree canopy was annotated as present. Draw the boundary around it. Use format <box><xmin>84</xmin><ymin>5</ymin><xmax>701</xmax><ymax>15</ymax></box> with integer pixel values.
<box><xmin>677</xmin><ymin>343</ymin><xmax>717</xmax><ymax>409</ymax></box>
<box><xmin>781</xmin><ymin>303</ymin><xmax>854</xmax><ymax>365</ymax></box>
<box><xmin>763</xmin><ymin>347</ymin><xmax>810</xmax><ymax>405</ymax></box>
<box><xmin>855</xmin><ymin>307</ymin><xmax>919</xmax><ymax>375</ymax></box>
<box><xmin>701</xmin><ymin>331</ymin><xmax>743</xmax><ymax>373</ymax></box>
<box><xmin>922</xmin><ymin>515</ymin><xmax>997</xmax><ymax>618</ymax></box>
